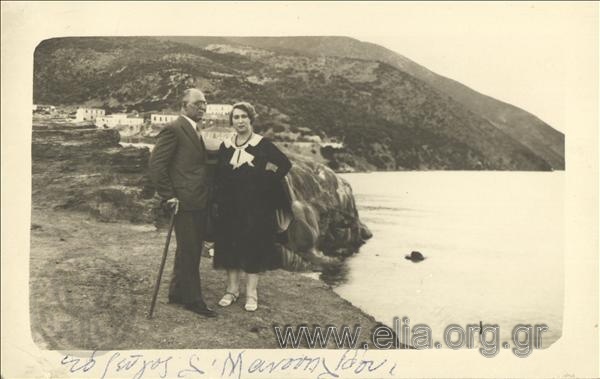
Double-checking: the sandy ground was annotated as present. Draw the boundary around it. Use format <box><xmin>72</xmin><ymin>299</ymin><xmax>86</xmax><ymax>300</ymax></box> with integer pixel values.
<box><xmin>29</xmin><ymin>206</ymin><xmax>381</xmax><ymax>350</ymax></box>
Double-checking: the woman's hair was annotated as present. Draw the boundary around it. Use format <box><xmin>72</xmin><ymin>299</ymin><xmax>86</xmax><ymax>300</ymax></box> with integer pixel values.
<box><xmin>229</xmin><ymin>102</ymin><xmax>258</xmax><ymax>126</ymax></box>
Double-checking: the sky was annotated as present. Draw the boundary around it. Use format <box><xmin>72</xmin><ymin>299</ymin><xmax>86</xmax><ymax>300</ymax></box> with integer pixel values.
<box><xmin>224</xmin><ymin>1</ymin><xmax>593</xmax><ymax>134</ymax></box>
<box><xmin>4</xmin><ymin>2</ymin><xmax>599</xmax><ymax>132</ymax></box>
<box><xmin>343</xmin><ymin>2</ymin><xmax>589</xmax><ymax>133</ymax></box>
<box><xmin>177</xmin><ymin>1</ymin><xmax>595</xmax><ymax>134</ymax></box>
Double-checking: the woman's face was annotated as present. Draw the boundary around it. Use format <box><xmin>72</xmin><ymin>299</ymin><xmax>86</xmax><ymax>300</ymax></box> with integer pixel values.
<box><xmin>232</xmin><ymin>108</ymin><xmax>252</xmax><ymax>135</ymax></box>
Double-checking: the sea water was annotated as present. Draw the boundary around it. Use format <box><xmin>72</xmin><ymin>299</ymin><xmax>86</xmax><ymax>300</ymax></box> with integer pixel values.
<box><xmin>335</xmin><ymin>171</ymin><xmax>564</xmax><ymax>348</ymax></box>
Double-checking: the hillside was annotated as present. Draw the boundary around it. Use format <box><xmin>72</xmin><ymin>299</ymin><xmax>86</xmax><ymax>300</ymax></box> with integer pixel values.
<box><xmin>34</xmin><ymin>36</ymin><xmax>561</xmax><ymax>171</ymax></box>
<box><xmin>161</xmin><ymin>36</ymin><xmax>564</xmax><ymax>169</ymax></box>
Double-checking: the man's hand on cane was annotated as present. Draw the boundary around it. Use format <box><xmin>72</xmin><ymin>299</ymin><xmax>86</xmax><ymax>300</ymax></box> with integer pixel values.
<box><xmin>166</xmin><ymin>197</ymin><xmax>179</xmax><ymax>215</ymax></box>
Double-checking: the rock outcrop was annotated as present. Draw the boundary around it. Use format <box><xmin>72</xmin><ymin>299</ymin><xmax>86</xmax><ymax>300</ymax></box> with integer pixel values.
<box><xmin>32</xmin><ymin>118</ymin><xmax>159</xmax><ymax>224</ymax></box>
<box><xmin>276</xmin><ymin>151</ymin><xmax>372</xmax><ymax>270</ymax></box>
<box><xmin>285</xmin><ymin>151</ymin><xmax>370</xmax><ymax>256</ymax></box>
<box><xmin>32</xmin><ymin>117</ymin><xmax>371</xmax><ymax>271</ymax></box>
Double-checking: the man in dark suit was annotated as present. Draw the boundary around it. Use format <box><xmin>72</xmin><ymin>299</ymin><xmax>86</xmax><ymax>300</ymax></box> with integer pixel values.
<box><xmin>149</xmin><ymin>88</ymin><xmax>216</xmax><ymax>317</ymax></box>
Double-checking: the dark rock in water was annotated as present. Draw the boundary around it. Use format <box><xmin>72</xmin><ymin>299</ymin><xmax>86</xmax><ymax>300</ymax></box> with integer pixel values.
<box><xmin>405</xmin><ymin>251</ymin><xmax>425</xmax><ymax>262</ymax></box>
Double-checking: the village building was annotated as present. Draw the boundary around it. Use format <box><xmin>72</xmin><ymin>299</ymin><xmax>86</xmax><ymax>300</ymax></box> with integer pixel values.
<box><xmin>150</xmin><ymin>105</ymin><xmax>233</xmax><ymax>127</ymax></box>
<box><xmin>150</xmin><ymin>113</ymin><xmax>179</xmax><ymax>125</ymax></box>
<box><xmin>95</xmin><ymin>113</ymin><xmax>144</xmax><ymax>128</ymax></box>
<box><xmin>320</xmin><ymin>140</ymin><xmax>344</xmax><ymax>149</ymax></box>
<box><xmin>205</xmin><ymin>104</ymin><xmax>233</xmax><ymax>117</ymax></box>
<box><xmin>203</xmin><ymin>104</ymin><xmax>233</xmax><ymax>127</ymax></box>
<box><xmin>75</xmin><ymin>107</ymin><xmax>105</xmax><ymax>122</ymax></box>
<box><xmin>32</xmin><ymin>104</ymin><xmax>56</xmax><ymax>113</ymax></box>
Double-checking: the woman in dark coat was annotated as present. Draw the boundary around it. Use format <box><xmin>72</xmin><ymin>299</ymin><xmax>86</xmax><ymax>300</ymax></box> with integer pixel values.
<box><xmin>213</xmin><ymin>102</ymin><xmax>292</xmax><ymax>311</ymax></box>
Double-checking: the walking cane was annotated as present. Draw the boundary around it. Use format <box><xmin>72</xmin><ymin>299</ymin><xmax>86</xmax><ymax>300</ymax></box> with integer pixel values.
<box><xmin>147</xmin><ymin>207</ymin><xmax>176</xmax><ymax>319</ymax></box>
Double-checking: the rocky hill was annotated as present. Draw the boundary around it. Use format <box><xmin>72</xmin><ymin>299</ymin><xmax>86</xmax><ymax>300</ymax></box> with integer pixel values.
<box><xmin>161</xmin><ymin>36</ymin><xmax>565</xmax><ymax>170</ymax></box>
<box><xmin>34</xmin><ymin>36</ymin><xmax>563</xmax><ymax>171</ymax></box>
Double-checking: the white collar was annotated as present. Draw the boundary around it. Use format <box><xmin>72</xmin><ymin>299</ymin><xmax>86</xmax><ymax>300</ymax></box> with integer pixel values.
<box><xmin>181</xmin><ymin>114</ymin><xmax>197</xmax><ymax>129</ymax></box>
<box><xmin>224</xmin><ymin>133</ymin><xmax>263</xmax><ymax>149</ymax></box>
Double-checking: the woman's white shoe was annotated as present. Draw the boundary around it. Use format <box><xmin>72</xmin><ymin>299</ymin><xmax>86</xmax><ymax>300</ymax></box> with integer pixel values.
<box><xmin>218</xmin><ymin>292</ymin><xmax>239</xmax><ymax>307</ymax></box>
<box><xmin>245</xmin><ymin>295</ymin><xmax>258</xmax><ymax>312</ymax></box>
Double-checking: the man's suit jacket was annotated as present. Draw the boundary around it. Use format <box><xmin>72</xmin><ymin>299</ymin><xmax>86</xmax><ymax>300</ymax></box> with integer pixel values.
<box><xmin>149</xmin><ymin>116</ymin><xmax>213</xmax><ymax>211</ymax></box>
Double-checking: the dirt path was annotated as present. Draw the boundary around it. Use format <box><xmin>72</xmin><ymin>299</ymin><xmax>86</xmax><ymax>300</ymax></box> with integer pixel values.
<box><xmin>29</xmin><ymin>207</ymin><xmax>381</xmax><ymax>350</ymax></box>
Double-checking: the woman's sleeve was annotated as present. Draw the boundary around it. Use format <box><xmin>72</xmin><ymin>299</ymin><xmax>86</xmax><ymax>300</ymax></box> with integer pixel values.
<box><xmin>265</xmin><ymin>139</ymin><xmax>292</xmax><ymax>179</ymax></box>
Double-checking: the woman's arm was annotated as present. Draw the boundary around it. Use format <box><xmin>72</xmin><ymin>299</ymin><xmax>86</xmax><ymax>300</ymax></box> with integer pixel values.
<box><xmin>265</xmin><ymin>139</ymin><xmax>292</xmax><ymax>179</ymax></box>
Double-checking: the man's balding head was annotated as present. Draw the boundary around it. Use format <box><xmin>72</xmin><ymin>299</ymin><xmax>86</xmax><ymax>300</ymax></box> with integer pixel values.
<box><xmin>181</xmin><ymin>88</ymin><xmax>207</xmax><ymax>122</ymax></box>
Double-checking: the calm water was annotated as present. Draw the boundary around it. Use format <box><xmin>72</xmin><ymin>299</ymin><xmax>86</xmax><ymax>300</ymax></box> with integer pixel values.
<box><xmin>335</xmin><ymin>171</ymin><xmax>564</xmax><ymax>347</ymax></box>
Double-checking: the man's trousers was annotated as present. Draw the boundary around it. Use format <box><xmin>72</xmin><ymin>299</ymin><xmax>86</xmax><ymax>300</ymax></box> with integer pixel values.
<box><xmin>169</xmin><ymin>210</ymin><xmax>207</xmax><ymax>305</ymax></box>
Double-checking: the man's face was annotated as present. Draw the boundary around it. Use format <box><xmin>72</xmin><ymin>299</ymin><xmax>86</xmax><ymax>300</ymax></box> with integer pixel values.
<box><xmin>183</xmin><ymin>91</ymin><xmax>207</xmax><ymax>122</ymax></box>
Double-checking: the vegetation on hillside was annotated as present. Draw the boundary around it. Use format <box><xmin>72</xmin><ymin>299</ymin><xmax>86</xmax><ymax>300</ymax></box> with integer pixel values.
<box><xmin>34</xmin><ymin>37</ymin><xmax>553</xmax><ymax>171</ymax></box>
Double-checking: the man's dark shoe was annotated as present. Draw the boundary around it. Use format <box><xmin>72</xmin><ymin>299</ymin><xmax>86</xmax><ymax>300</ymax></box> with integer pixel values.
<box><xmin>184</xmin><ymin>303</ymin><xmax>217</xmax><ymax>318</ymax></box>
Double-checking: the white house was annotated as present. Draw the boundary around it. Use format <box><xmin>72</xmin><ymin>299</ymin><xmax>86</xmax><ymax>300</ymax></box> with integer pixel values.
<box><xmin>95</xmin><ymin>113</ymin><xmax>144</xmax><ymax>128</ymax></box>
<box><xmin>75</xmin><ymin>107</ymin><xmax>105</xmax><ymax>122</ymax></box>
<box><xmin>203</xmin><ymin>104</ymin><xmax>233</xmax><ymax>127</ymax></box>
<box><xmin>206</xmin><ymin>104</ymin><xmax>233</xmax><ymax>117</ymax></box>
<box><xmin>150</xmin><ymin>113</ymin><xmax>179</xmax><ymax>125</ymax></box>
<box><xmin>121</xmin><ymin>117</ymin><xmax>144</xmax><ymax>127</ymax></box>
<box><xmin>321</xmin><ymin>141</ymin><xmax>344</xmax><ymax>149</ymax></box>
<box><xmin>33</xmin><ymin>104</ymin><xmax>56</xmax><ymax>113</ymax></box>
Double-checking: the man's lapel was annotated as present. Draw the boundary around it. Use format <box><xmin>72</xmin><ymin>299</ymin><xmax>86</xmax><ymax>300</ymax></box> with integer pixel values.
<box><xmin>178</xmin><ymin>116</ymin><xmax>206</xmax><ymax>154</ymax></box>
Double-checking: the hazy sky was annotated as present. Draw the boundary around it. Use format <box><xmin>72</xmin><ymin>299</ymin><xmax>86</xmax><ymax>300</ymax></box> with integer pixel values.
<box><xmin>225</xmin><ymin>2</ymin><xmax>594</xmax><ymax>134</ymax></box>
<box><xmin>163</xmin><ymin>1</ymin><xmax>596</xmax><ymax>133</ymax></box>
<box><xmin>5</xmin><ymin>2</ymin><xmax>598</xmax><ymax>132</ymax></box>
<box><xmin>210</xmin><ymin>1</ymin><xmax>593</xmax><ymax>134</ymax></box>
<box><xmin>341</xmin><ymin>2</ymin><xmax>589</xmax><ymax>133</ymax></box>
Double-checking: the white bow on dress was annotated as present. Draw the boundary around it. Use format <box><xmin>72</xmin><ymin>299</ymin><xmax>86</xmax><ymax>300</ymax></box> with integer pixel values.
<box><xmin>225</xmin><ymin>134</ymin><xmax>263</xmax><ymax>170</ymax></box>
<box><xmin>230</xmin><ymin>149</ymin><xmax>255</xmax><ymax>169</ymax></box>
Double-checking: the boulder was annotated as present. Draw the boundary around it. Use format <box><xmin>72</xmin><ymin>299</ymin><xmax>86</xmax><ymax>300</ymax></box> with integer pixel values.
<box><xmin>405</xmin><ymin>251</ymin><xmax>425</xmax><ymax>262</ymax></box>
<box><xmin>284</xmin><ymin>152</ymin><xmax>371</xmax><ymax>259</ymax></box>
<box><xmin>275</xmin><ymin>152</ymin><xmax>372</xmax><ymax>272</ymax></box>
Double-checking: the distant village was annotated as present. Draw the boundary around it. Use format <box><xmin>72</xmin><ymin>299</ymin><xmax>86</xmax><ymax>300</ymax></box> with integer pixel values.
<box><xmin>32</xmin><ymin>103</ymin><xmax>344</xmax><ymax>149</ymax></box>
<box><xmin>34</xmin><ymin>103</ymin><xmax>231</xmax><ymax>125</ymax></box>
<box><xmin>73</xmin><ymin>104</ymin><xmax>232</xmax><ymax>128</ymax></box>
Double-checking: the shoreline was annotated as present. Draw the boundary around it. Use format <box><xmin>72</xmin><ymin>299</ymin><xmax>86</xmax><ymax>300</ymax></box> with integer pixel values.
<box><xmin>29</xmin><ymin>207</ymin><xmax>384</xmax><ymax>350</ymax></box>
